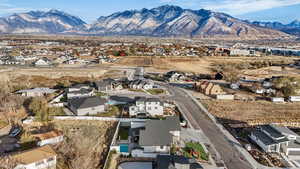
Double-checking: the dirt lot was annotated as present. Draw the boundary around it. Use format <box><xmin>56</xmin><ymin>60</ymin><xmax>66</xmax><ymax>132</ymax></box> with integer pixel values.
<box><xmin>203</xmin><ymin>100</ymin><xmax>300</xmax><ymax>124</ymax></box>
<box><xmin>0</xmin><ymin>66</ymin><xmax>126</xmax><ymax>90</ymax></box>
<box><xmin>0</xmin><ymin>66</ymin><xmax>108</xmax><ymax>79</ymax></box>
<box><xmin>115</xmin><ymin>57</ymin><xmax>212</xmax><ymax>74</ymax></box>
<box><xmin>53</xmin><ymin>120</ymin><xmax>117</xmax><ymax>169</ymax></box>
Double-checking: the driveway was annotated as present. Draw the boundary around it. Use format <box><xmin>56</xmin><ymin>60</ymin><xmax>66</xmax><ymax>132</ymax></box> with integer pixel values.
<box><xmin>118</xmin><ymin>162</ymin><xmax>152</xmax><ymax>169</ymax></box>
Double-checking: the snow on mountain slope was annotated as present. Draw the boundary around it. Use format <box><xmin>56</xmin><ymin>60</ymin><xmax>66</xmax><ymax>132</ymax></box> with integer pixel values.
<box><xmin>0</xmin><ymin>9</ymin><xmax>86</xmax><ymax>34</ymax></box>
<box><xmin>88</xmin><ymin>5</ymin><xmax>292</xmax><ymax>39</ymax></box>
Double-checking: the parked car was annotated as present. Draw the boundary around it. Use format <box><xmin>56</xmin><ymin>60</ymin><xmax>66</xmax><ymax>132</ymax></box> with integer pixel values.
<box><xmin>9</xmin><ymin>127</ymin><xmax>22</xmax><ymax>137</ymax></box>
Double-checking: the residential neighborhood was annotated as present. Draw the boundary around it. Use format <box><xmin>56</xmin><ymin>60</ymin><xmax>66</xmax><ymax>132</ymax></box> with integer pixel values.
<box><xmin>1</xmin><ymin>32</ymin><xmax>300</xmax><ymax>169</ymax></box>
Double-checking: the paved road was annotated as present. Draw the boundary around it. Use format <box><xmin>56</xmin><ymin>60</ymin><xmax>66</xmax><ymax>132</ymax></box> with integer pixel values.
<box><xmin>161</xmin><ymin>83</ymin><xmax>253</xmax><ymax>169</ymax></box>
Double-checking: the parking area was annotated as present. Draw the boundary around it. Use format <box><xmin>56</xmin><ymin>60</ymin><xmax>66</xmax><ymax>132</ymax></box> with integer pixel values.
<box><xmin>118</xmin><ymin>162</ymin><xmax>153</xmax><ymax>169</ymax></box>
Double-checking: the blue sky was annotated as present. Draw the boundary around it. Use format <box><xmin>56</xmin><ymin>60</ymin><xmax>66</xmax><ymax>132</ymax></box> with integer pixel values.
<box><xmin>0</xmin><ymin>0</ymin><xmax>299</xmax><ymax>23</ymax></box>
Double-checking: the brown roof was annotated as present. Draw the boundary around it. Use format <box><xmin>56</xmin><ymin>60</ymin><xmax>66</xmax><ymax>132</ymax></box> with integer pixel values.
<box><xmin>32</xmin><ymin>130</ymin><xmax>63</xmax><ymax>141</ymax></box>
<box><xmin>12</xmin><ymin>145</ymin><xmax>56</xmax><ymax>165</ymax></box>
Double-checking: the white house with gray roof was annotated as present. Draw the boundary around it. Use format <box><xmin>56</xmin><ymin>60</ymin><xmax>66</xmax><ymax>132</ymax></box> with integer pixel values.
<box><xmin>67</xmin><ymin>84</ymin><xmax>94</xmax><ymax>99</ymax></box>
<box><xmin>68</xmin><ymin>96</ymin><xmax>107</xmax><ymax>116</ymax></box>
<box><xmin>250</xmin><ymin>124</ymin><xmax>300</xmax><ymax>157</ymax></box>
<box><xmin>134</xmin><ymin>116</ymin><xmax>181</xmax><ymax>157</ymax></box>
<box><xmin>111</xmin><ymin>117</ymin><xmax>181</xmax><ymax>158</ymax></box>
<box><xmin>129</xmin><ymin>97</ymin><xmax>164</xmax><ymax>117</ymax></box>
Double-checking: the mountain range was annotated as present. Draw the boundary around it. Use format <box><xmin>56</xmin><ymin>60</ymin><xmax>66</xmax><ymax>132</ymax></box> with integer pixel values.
<box><xmin>0</xmin><ymin>5</ymin><xmax>298</xmax><ymax>39</ymax></box>
<box><xmin>251</xmin><ymin>20</ymin><xmax>300</xmax><ymax>37</ymax></box>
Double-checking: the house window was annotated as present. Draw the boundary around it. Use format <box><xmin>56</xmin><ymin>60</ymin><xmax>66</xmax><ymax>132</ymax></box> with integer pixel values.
<box><xmin>155</xmin><ymin>107</ymin><xmax>158</xmax><ymax>110</ymax></box>
<box><xmin>160</xmin><ymin>146</ymin><xmax>164</xmax><ymax>149</ymax></box>
<box><xmin>148</xmin><ymin>107</ymin><xmax>151</xmax><ymax>110</ymax></box>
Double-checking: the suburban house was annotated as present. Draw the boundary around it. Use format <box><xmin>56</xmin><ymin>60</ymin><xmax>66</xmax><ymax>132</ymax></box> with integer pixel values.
<box><xmin>129</xmin><ymin>79</ymin><xmax>154</xmax><ymax>90</ymax></box>
<box><xmin>250</xmin><ymin>124</ymin><xmax>300</xmax><ymax>156</ymax></box>
<box><xmin>230</xmin><ymin>49</ymin><xmax>256</xmax><ymax>56</ymax></box>
<box><xmin>111</xmin><ymin>117</ymin><xmax>181</xmax><ymax>158</ymax></box>
<box><xmin>32</xmin><ymin>130</ymin><xmax>63</xmax><ymax>147</ymax></box>
<box><xmin>34</xmin><ymin>57</ymin><xmax>52</xmax><ymax>66</ymax></box>
<box><xmin>195</xmin><ymin>81</ymin><xmax>225</xmax><ymax>96</ymax></box>
<box><xmin>67</xmin><ymin>84</ymin><xmax>94</xmax><ymax>99</ymax></box>
<box><xmin>95</xmin><ymin>78</ymin><xmax>123</xmax><ymax>92</ymax></box>
<box><xmin>129</xmin><ymin>97</ymin><xmax>164</xmax><ymax>117</ymax></box>
<box><xmin>68</xmin><ymin>96</ymin><xmax>107</xmax><ymax>116</ymax></box>
<box><xmin>165</xmin><ymin>71</ymin><xmax>186</xmax><ymax>82</ymax></box>
<box><xmin>12</xmin><ymin>145</ymin><xmax>57</xmax><ymax>169</ymax></box>
<box><xmin>16</xmin><ymin>88</ymin><xmax>56</xmax><ymax>97</ymax></box>
<box><xmin>136</xmin><ymin>116</ymin><xmax>181</xmax><ymax>157</ymax></box>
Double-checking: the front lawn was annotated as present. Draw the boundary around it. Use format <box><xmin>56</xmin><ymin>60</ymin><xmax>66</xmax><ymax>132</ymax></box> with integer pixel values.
<box><xmin>95</xmin><ymin>92</ymin><xmax>107</xmax><ymax>97</ymax></box>
<box><xmin>147</xmin><ymin>89</ymin><xmax>165</xmax><ymax>95</ymax></box>
<box><xmin>128</xmin><ymin>89</ymin><xmax>145</xmax><ymax>93</ymax></box>
<box><xmin>183</xmin><ymin>142</ymin><xmax>209</xmax><ymax>161</ymax></box>
<box><xmin>118</xmin><ymin>127</ymin><xmax>129</xmax><ymax>140</ymax></box>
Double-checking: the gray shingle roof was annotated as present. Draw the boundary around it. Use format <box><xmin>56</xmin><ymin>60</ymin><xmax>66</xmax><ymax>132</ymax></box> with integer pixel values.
<box><xmin>252</xmin><ymin>130</ymin><xmax>277</xmax><ymax>146</ymax></box>
<box><xmin>270</xmin><ymin>124</ymin><xmax>299</xmax><ymax>137</ymax></box>
<box><xmin>139</xmin><ymin>116</ymin><xmax>181</xmax><ymax>146</ymax></box>
<box><xmin>261</xmin><ymin>125</ymin><xmax>285</xmax><ymax>139</ymax></box>
<box><xmin>68</xmin><ymin>96</ymin><xmax>107</xmax><ymax>109</ymax></box>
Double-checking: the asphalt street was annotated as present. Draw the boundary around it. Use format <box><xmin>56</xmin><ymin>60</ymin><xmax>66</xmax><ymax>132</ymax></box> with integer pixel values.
<box><xmin>161</xmin><ymin>83</ymin><xmax>253</xmax><ymax>169</ymax></box>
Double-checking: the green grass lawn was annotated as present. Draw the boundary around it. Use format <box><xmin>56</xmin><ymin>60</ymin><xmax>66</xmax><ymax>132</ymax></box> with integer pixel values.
<box><xmin>118</xmin><ymin>127</ymin><xmax>129</xmax><ymax>140</ymax></box>
<box><xmin>183</xmin><ymin>142</ymin><xmax>209</xmax><ymax>161</ymax></box>
<box><xmin>147</xmin><ymin>89</ymin><xmax>165</xmax><ymax>95</ymax></box>
<box><xmin>95</xmin><ymin>92</ymin><xmax>108</xmax><ymax>97</ymax></box>
<box><xmin>128</xmin><ymin>89</ymin><xmax>145</xmax><ymax>93</ymax></box>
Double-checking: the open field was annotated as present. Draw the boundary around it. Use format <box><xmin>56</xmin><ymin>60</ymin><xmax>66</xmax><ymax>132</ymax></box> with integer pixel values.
<box><xmin>53</xmin><ymin>120</ymin><xmax>117</xmax><ymax>169</ymax></box>
<box><xmin>203</xmin><ymin>100</ymin><xmax>300</xmax><ymax>125</ymax></box>
<box><xmin>0</xmin><ymin>66</ymin><xmax>127</xmax><ymax>90</ymax></box>
<box><xmin>0</xmin><ymin>66</ymin><xmax>108</xmax><ymax>79</ymax></box>
<box><xmin>114</xmin><ymin>55</ymin><xmax>300</xmax><ymax>75</ymax></box>
<box><xmin>115</xmin><ymin>57</ymin><xmax>212</xmax><ymax>74</ymax></box>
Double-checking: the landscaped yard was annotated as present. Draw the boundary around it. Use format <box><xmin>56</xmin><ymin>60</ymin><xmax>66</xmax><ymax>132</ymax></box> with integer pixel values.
<box><xmin>128</xmin><ymin>89</ymin><xmax>145</xmax><ymax>93</ymax></box>
<box><xmin>118</xmin><ymin>127</ymin><xmax>129</xmax><ymax>140</ymax></box>
<box><xmin>183</xmin><ymin>142</ymin><xmax>209</xmax><ymax>161</ymax></box>
<box><xmin>94</xmin><ymin>105</ymin><xmax>121</xmax><ymax>117</ymax></box>
<box><xmin>147</xmin><ymin>89</ymin><xmax>165</xmax><ymax>95</ymax></box>
<box><xmin>96</xmin><ymin>92</ymin><xmax>108</xmax><ymax>97</ymax></box>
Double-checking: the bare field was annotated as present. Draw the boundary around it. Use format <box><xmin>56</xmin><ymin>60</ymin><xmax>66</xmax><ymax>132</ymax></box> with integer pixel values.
<box><xmin>115</xmin><ymin>57</ymin><xmax>213</xmax><ymax>74</ymax></box>
<box><xmin>53</xmin><ymin>120</ymin><xmax>117</xmax><ymax>169</ymax></box>
<box><xmin>1</xmin><ymin>67</ymin><xmax>108</xmax><ymax>79</ymax></box>
<box><xmin>203</xmin><ymin>100</ymin><xmax>300</xmax><ymax>124</ymax></box>
<box><xmin>0</xmin><ymin>66</ymin><xmax>114</xmax><ymax>89</ymax></box>
<box><xmin>207</xmin><ymin>56</ymin><xmax>298</xmax><ymax>64</ymax></box>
